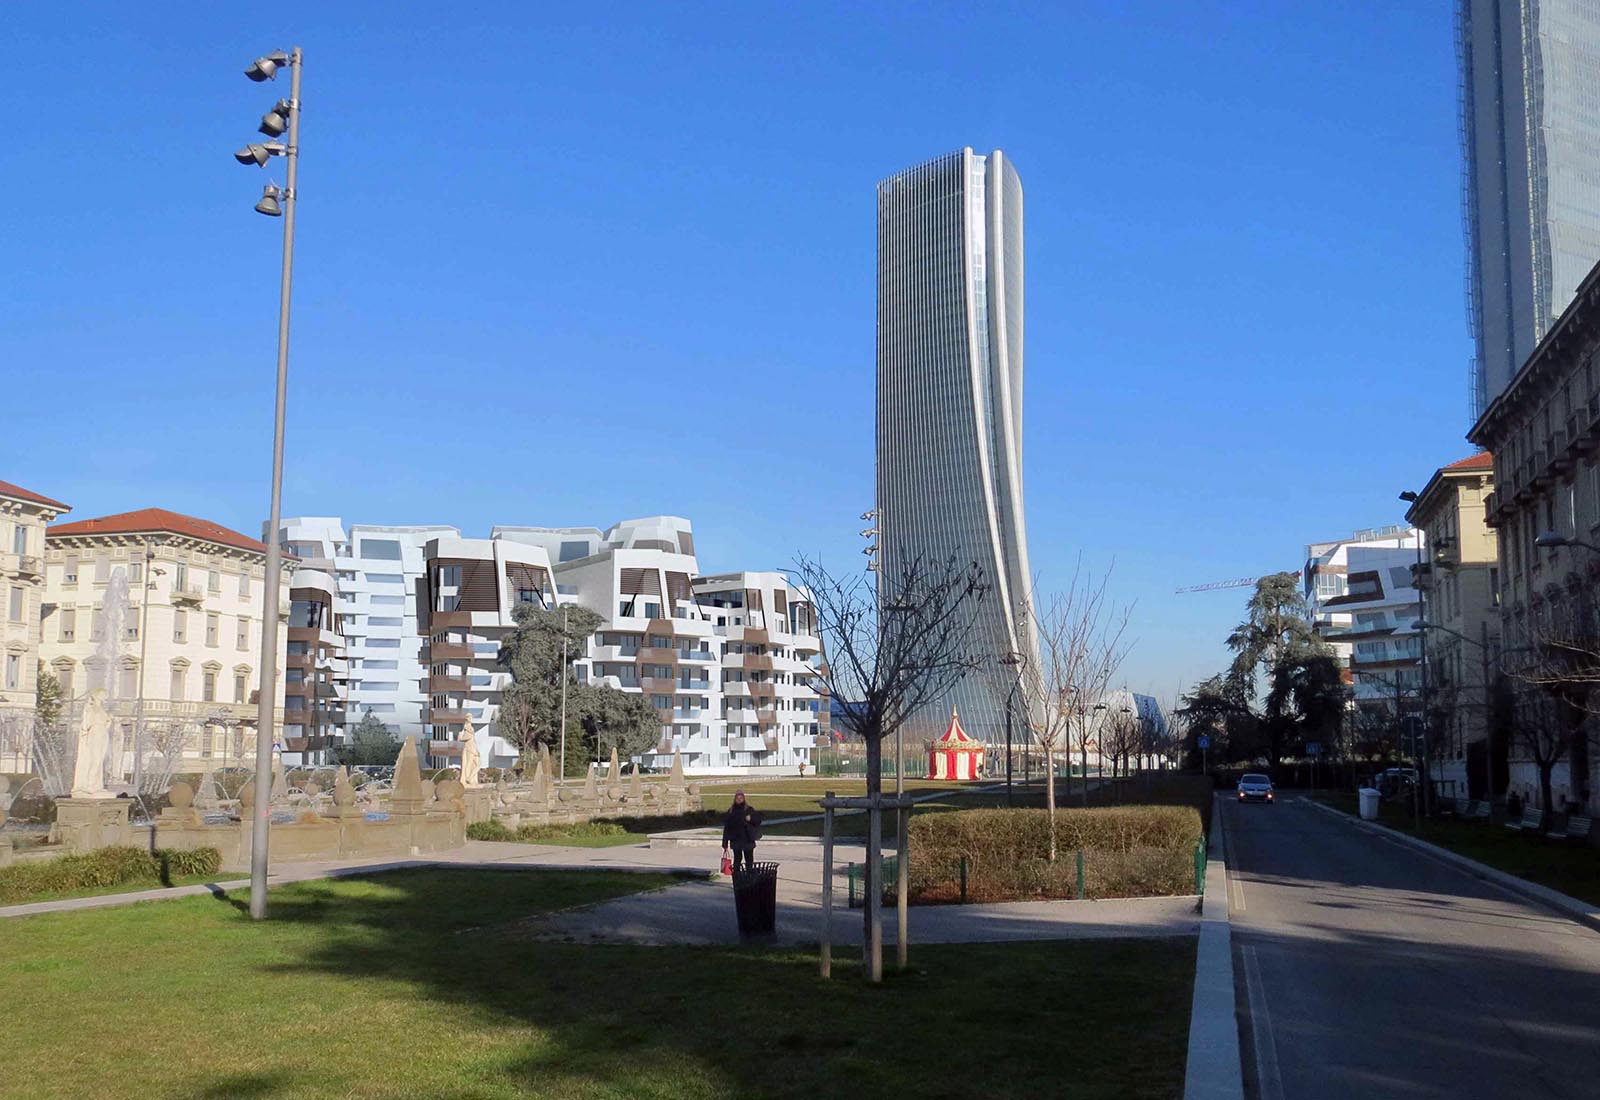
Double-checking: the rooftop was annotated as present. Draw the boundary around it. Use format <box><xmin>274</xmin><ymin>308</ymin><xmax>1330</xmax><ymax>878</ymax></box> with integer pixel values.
<box><xmin>49</xmin><ymin>507</ymin><xmax>272</xmax><ymax>555</ymax></box>
<box><xmin>0</xmin><ymin>479</ymin><xmax>70</xmax><ymax>511</ymax></box>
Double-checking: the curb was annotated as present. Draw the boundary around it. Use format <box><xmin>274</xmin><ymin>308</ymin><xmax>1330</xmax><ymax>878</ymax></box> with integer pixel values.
<box><xmin>1182</xmin><ymin>794</ymin><xmax>1244</xmax><ymax>1100</ymax></box>
<box><xmin>1298</xmin><ymin>796</ymin><xmax>1600</xmax><ymax>935</ymax></box>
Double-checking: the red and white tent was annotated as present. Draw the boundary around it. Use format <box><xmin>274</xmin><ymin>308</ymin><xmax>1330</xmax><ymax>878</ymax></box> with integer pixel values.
<box><xmin>927</xmin><ymin>706</ymin><xmax>985</xmax><ymax>781</ymax></box>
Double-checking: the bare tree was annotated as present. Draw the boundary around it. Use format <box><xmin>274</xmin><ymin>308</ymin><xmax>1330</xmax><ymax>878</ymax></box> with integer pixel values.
<box><xmin>1015</xmin><ymin>563</ymin><xmax>1131</xmax><ymax>859</ymax></box>
<box><xmin>792</xmin><ymin>551</ymin><xmax>989</xmax><ymax>978</ymax></box>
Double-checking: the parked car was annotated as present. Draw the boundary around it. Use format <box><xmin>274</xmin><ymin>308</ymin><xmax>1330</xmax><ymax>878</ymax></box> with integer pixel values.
<box><xmin>1237</xmin><ymin>773</ymin><xmax>1275</xmax><ymax>804</ymax></box>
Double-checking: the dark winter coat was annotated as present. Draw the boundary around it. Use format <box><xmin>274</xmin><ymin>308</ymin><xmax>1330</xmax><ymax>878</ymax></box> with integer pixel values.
<box><xmin>722</xmin><ymin>803</ymin><xmax>762</xmax><ymax>850</ymax></box>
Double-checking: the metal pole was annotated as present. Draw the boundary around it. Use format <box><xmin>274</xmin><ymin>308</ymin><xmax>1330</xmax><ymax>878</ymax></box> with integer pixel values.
<box><xmin>558</xmin><ymin>606</ymin><xmax>569</xmax><ymax>780</ymax></box>
<box><xmin>866</xmin><ymin>793</ymin><xmax>882</xmax><ymax>983</ymax></box>
<box><xmin>133</xmin><ymin>537</ymin><xmax>154</xmax><ymax>796</ymax></box>
<box><xmin>1414</xmin><ymin>533</ymin><xmax>1430</xmax><ymax>822</ymax></box>
<box><xmin>250</xmin><ymin>46</ymin><xmax>301</xmax><ymax>922</ymax></box>
<box><xmin>820</xmin><ymin>793</ymin><xmax>834</xmax><ymax>978</ymax></box>
<box><xmin>1004</xmin><ymin>694</ymin><xmax>1013</xmax><ymax>806</ymax></box>
<box><xmin>895</xmin><ymin>799</ymin><xmax>909</xmax><ymax>971</ymax></box>
<box><xmin>1482</xmin><ymin>619</ymin><xmax>1495</xmax><ymax>814</ymax></box>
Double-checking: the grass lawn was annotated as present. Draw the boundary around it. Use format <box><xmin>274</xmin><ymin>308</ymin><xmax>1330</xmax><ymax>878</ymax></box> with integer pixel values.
<box><xmin>1310</xmin><ymin>792</ymin><xmax>1600</xmax><ymax>908</ymax></box>
<box><xmin>0</xmin><ymin>868</ymin><xmax>1196</xmax><ymax>1100</ymax></box>
<box><xmin>2</xmin><ymin>869</ymin><xmax>241</xmax><ymax>906</ymax></box>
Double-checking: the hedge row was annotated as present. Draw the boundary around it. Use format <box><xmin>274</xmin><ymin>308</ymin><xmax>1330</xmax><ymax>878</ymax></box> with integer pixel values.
<box><xmin>906</xmin><ymin>806</ymin><xmax>1203</xmax><ymax>903</ymax></box>
<box><xmin>467</xmin><ymin>820</ymin><xmax>629</xmax><ymax>843</ymax></box>
<box><xmin>0</xmin><ymin>846</ymin><xmax>223</xmax><ymax>905</ymax></box>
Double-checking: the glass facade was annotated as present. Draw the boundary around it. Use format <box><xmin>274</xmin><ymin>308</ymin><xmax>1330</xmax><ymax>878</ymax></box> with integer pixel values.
<box><xmin>876</xmin><ymin>148</ymin><xmax>1038</xmax><ymax>744</ymax></box>
<box><xmin>1462</xmin><ymin>0</ymin><xmax>1600</xmax><ymax>414</ymax></box>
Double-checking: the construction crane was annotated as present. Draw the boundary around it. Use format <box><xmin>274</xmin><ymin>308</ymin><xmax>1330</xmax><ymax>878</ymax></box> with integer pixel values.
<box><xmin>1173</xmin><ymin>576</ymin><xmax>1274</xmax><ymax>595</ymax></box>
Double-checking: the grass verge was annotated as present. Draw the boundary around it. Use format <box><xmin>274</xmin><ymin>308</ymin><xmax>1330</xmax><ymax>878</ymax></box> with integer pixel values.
<box><xmin>1</xmin><ymin>866</ymin><xmax>1193</xmax><ymax>1100</ymax></box>
<box><xmin>1309</xmin><ymin>792</ymin><xmax>1600</xmax><ymax>908</ymax></box>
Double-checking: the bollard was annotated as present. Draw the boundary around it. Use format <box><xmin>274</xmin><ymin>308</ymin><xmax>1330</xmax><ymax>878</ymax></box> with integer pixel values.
<box><xmin>1075</xmin><ymin>849</ymin><xmax>1086</xmax><ymax>900</ymax></box>
<box><xmin>959</xmin><ymin>855</ymin><xmax>968</xmax><ymax>904</ymax></box>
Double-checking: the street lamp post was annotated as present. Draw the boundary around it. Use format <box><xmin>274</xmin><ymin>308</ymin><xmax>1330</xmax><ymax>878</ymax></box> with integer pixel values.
<box><xmin>238</xmin><ymin>47</ymin><xmax>302</xmax><ymax>921</ymax></box>
<box><xmin>1399</xmin><ymin>492</ymin><xmax>1430</xmax><ymax>821</ymax></box>
<box><xmin>1001</xmin><ymin>652</ymin><xmax>1021</xmax><ymax>806</ymax></box>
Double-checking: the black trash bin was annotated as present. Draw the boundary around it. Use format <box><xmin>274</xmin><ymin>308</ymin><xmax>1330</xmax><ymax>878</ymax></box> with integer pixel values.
<box><xmin>732</xmin><ymin>861</ymin><xmax>779</xmax><ymax>936</ymax></box>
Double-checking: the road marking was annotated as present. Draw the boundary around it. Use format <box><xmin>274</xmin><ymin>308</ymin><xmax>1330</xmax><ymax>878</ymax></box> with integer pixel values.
<box><xmin>1242</xmin><ymin>944</ymin><xmax>1285</xmax><ymax>1100</ymax></box>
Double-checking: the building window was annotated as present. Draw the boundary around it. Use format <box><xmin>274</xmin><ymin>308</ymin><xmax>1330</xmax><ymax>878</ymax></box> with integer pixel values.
<box><xmin>206</xmin><ymin>613</ymin><xmax>219</xmax><ymax>647</ymax></box>
<box><xmin>7</xmin><ymin>587</ymin><xmax>22</xmax><ymax>623</ymax></box>
<box><xmin>95</xmin><ymin>556</ymin><xmax>110</xmax><ymax>583</ymax></box>
<box><xmin>234</xmin><ymin>673</ymin><xmax>248</xmax><ymax>704</ymax></box>
<box><xmin>203</xmin><ymin>670</ymin><xmax>217</xmax><ymax>702</ymax></box>
<box><xmin>239</xmin><ymin>571</ymin><xmax>251</xmax><ymax>598</ymax></box>
<box><xmin>119</xmin><ymin>665</ymin><xmax>138</xmax><ymax>698</ymax></box>
<box><xmin>10</xmin><ymin>525</ymin><xmax>25</xmax><ymax>555</ymax></box>
<box><xmin>170</xmin><ymin>667</ymin><xmax>186</xmax><ymax>702</ymax></box>
<box><xmin>360</xmin><ymin>539</ymin><xmax>403</xmax><ymax>561</ymax></box>
<box><xmin>4</xmin><ymin>654</ymin><xmax>18</xmax><ymax>690</ymax></box>
<box><xmin>208</xmin><ymin>569</ymin><xmax>221</xmax><ymax>593</ymax></box>
<box><xmin>64</xmin><ymin>556</ymin><xmax>78</xmax><ymax>586</ymax></box>
<box><xmin>174</xmin><ymin>562</ymin><xmax>189</xmax><ymax>591</ymax></box>
<box><xmin>59</xmin><ymin>608</ymin><xmax>76</xmax><ymax>642</ymax></box>
<box><xmin>124</xmin><ymin>607</ymin><xmax>139</xmax><ymax>642</ymax></box>
<box><xmin>129</xmin><ymin>560</ymin><xmax>142</xmax><ymax>584</ymax></box>
<box><xmin>173</xmin><ymin>609</ymin><xmax>187</xmax><ymax>644</ymax></box>
<box><xmin>56</xmin><ymin>663</ymin><xmax>74</xmax><ymax>699</ymax></box>
<box><xmin>237</xmin><ymin>617</ymin><xmax>250</xmax><ymax>650</ymax></box>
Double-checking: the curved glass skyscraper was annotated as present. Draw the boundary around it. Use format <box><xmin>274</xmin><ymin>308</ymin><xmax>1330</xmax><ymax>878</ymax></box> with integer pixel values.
<box><xmin>876</xmin><ymin>147</ymin><xmax>1038</xmax><ymax>744</ymax></box>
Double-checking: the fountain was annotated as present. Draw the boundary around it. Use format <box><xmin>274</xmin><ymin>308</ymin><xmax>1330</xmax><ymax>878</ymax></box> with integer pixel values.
<box><xmin>92</xmin><ymin>567</ymin><xmax>129</xmax><ymax>787</ymax></box>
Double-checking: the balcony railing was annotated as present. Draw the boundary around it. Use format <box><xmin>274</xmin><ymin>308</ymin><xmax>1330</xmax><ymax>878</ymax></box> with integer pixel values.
<box><xmin>170</xmin><ymin>584</ymin><xmax>206</xmax><ymax>605</ymax></box>
<box><xmin>2</xmin><ymin>553</ymin><xmax>42</xmax><ymax>578</ymax></box>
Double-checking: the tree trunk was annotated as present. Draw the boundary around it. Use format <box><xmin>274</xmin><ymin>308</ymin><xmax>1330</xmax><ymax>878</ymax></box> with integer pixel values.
<box><xmin>1539</xmin><ymin>759</ymin><xmax>1555</xmax><ymax>818</ymax></box>
<box><xmin>863</xmin><ymin>733</ymin><xmax>882</xmax><ymax>981</ymax></box>
<box><xmin>1081</xmin><ymin>740</ymin><xmax>1089</xmax><ymax>805</ymax></box>
<box><xmin>1044</xmin><ymin>744</ymin><xmax>1057</xmax><ymax>862</ymax></box>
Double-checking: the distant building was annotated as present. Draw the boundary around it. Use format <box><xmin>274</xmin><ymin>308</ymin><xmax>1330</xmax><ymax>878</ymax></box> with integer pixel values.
<box><xmin>876</xmin><ymin>147</ymin><xmax>1038</xmax><ymax>745</ymax></box>
<box><xmin>1405</xmin><ymin>453</ymin><xmax>1499</xmax><ymax>801</ymax></box>
<box><xmin>1305</xmin><ymin>526</ymin><xmax>1425</xmax><ymax>747</ymax></box>
<box><xmin>0</xmin><ymin>480</ymin><xmax>69</xmax><ymax>727</ymax></box>
<box><xmin>1460</xmin><ymin>0</ymin><xmax>1600</xmax><ymax>414</ymax></box>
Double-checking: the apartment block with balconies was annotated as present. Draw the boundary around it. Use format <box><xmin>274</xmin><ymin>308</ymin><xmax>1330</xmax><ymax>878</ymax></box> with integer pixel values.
<box><xmin>421</xmin><ymin>534</ymin><xmax>559</xmax><ymax>765</ymax></box>
<box><xmin>1305</xmin><ymin>526</ymin><xmax>1425</xmax><ymax>745</ymax></box>
<box><xmin>692</xmin><ymin>571</ymin><xmax>824</xmax><ymax>769</ymax></box>
<box><xmin>0</xmin><ymin>481</ymin><xmax>70</xmax><ymax>732</ymax></box>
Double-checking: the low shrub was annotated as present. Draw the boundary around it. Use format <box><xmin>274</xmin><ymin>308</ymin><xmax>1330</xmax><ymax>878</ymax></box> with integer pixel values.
<box><xmin>469</xmin><ymin>819</ymin><xmax>631</xmax><ymax>843</ymax></box>
<box><xmin>907</xmin><ymin>806</ymin><xmax>1203</xmax><ymax>903</ymax></box>
<box><xmin>467</xmin><ymin>820</ymin><xmax>514</xmax><ymax>841</ymax></box>
<box><xmin>0</xmin><ymin>846</ymin><xmax>225</xmax><ymax>904</ymax></box>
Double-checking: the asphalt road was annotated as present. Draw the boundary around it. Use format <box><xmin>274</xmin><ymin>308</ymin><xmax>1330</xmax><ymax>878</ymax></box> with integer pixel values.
<box><xmin>1222</xmin><ymin>795</ymin><xmax>1600</xmax><ymax>1100</ymax></box>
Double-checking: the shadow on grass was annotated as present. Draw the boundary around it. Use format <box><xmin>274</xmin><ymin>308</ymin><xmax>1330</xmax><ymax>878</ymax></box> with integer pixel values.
<box><xmin>197</xmin><ymin>867</ymin><xmax>1193</xmax><ymax>1100</ymax></box>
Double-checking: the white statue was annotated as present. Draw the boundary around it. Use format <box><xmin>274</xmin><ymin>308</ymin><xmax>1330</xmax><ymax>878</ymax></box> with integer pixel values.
<box><xmin>70</xmin><ymin>689</ymin><xmax>112</xmax><ymax>798</ymax></box>
<box><xmin>459</xmin><ymin>716</ymin><xmax>482</xmax><ymax>788</ymax></box>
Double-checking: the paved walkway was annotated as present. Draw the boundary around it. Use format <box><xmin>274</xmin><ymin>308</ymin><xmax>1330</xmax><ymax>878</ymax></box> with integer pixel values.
<box><xmin>2</xmin><ymin>836</ymin><xmax>1200</xmax><ymax>947</ymax></box>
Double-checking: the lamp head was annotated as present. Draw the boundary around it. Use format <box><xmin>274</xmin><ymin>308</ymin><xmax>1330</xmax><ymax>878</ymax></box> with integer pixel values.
<box><xmin>254</xmin><ymin>183</ymin><xmax>284</xmax><ymax>217</ymax></box>
<box><xmin>258</xmin><ymin>100</ymin><xmax>291</xmax><ymax>137</ymax></box>
<box><xmin>245</xmin><ymin>51</ymin><xmax>291</xmax><ymax>82</ymax></box>
<box><xmin>1534</xmin><ymin>531</ymin><xmax>1568</xmax><ymax>548</ymax></box>
<box><xmin>233</xmin><ymin>142</ymin><xmax>285</xmax><ymax>167</ymax></box>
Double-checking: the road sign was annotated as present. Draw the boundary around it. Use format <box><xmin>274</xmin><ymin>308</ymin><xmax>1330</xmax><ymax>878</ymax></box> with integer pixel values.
<box><xmin>1197</xmin><ymin>735</ymin><xmax>1210</xmax><ymax>749</ymax></box>
<box><xmin>1306</xmin><ymin>742</ymin><xmax>1321</xmax><ymax>757</ymax></box>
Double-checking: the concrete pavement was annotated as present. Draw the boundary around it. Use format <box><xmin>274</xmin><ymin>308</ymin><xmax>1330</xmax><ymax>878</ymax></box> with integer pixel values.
<box><xmin>1222</xmin><ymin>795</ymin><xmax>1600</xmax><ymax>1100</ymax></box>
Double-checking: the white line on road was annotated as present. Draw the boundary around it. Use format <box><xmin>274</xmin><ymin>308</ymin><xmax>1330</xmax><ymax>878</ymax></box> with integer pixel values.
<box><xmin>1231</xmin><ymin>868</ymin><xmax>1247</xmax><ymax>913</ymax></box>
<box><xmin>1242</xmin><ymin>944</ymin><xmax>1284</xmax><ymax>1100</ymax></box>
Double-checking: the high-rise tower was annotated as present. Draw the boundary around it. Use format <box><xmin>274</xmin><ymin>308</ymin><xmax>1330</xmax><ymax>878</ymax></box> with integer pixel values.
<box><xmin>876</xmin><ymin>147</ymin><xmax>1037</xmax><ymax>743</ymax></box>
<box><xmin>1461</xmin><ymin>0</ymin><xmax>1600</xmax><ymax>415</ymax></box>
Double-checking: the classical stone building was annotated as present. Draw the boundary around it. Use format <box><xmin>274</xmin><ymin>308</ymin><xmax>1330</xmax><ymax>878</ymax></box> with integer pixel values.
<box><xmin>39</xmin><ymin>508</ymin><xmax>291</xmax><ymax>775</ymax></box>
<box><xmin>1470</xmin><ymin>258</ymin><xmax>1600</xmax><ymax>813</ymax></box>
<box><xmin>0</xmin><ymin>480</ymin><xmax>70</xmax><ymax>770</ymax></box>
<box><xmin>1404</xmin><ymin>453</ymin><xmax>1500</xmax><ymax>800</ymax></box>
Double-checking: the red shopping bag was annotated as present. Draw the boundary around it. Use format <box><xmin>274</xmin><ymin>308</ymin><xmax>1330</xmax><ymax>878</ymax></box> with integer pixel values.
<box><xmin>721</xmin><ymin>854</ymin><xmax>734</xmax><ymax>875</ymax></box>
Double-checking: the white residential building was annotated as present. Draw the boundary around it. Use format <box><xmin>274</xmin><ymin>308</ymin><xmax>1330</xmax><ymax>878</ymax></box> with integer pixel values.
<box><xmin>1</xmin><ymin>480</ymin><xmax>70</xmax><ymax>720</ymax></box>
<box><xmin>276</xmin><ymin>518</ymin><xmax>456</xmax><ymax>747</ymax></box>
<box><xmin>1305</xmin><ymin>526</ymin><xmax>1426</xmax><ymax>745</ymax></box>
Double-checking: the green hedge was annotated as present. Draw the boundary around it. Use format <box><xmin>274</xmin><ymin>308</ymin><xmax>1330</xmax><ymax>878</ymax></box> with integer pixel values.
<box><xmin>468</xmin><ymin>820</ymin><xmax>629</xmax><ymax>843</ymax></box>
<box><xmin>0</xmin><ymin>846</ymin><xmax>223</xmax><ymax>905</ymax></box>
<box><xmin>907</xmin><ymin>806</ymin><xmax>1203</xmax><ymax>903</ymax></box>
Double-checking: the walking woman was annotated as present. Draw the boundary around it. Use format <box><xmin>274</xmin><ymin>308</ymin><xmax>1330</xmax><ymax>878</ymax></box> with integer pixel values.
<box><xmin>721</xmin><ymin>790</ymin><xmax>762</xmax><ymax>874</ymax></box>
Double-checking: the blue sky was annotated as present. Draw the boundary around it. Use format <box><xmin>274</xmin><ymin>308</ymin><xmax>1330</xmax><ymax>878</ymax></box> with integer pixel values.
<box><xmin>5</xmin><ymin>2</ymin><xmax>1473</xmax><ymax>701</ymax></box>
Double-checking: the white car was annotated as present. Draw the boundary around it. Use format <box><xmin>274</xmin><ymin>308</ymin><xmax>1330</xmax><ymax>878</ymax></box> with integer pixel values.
<box><xmin>1237</xmin><ymin>774</ymin><xmax>1275</xmax><ymax>804</ymax></box>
